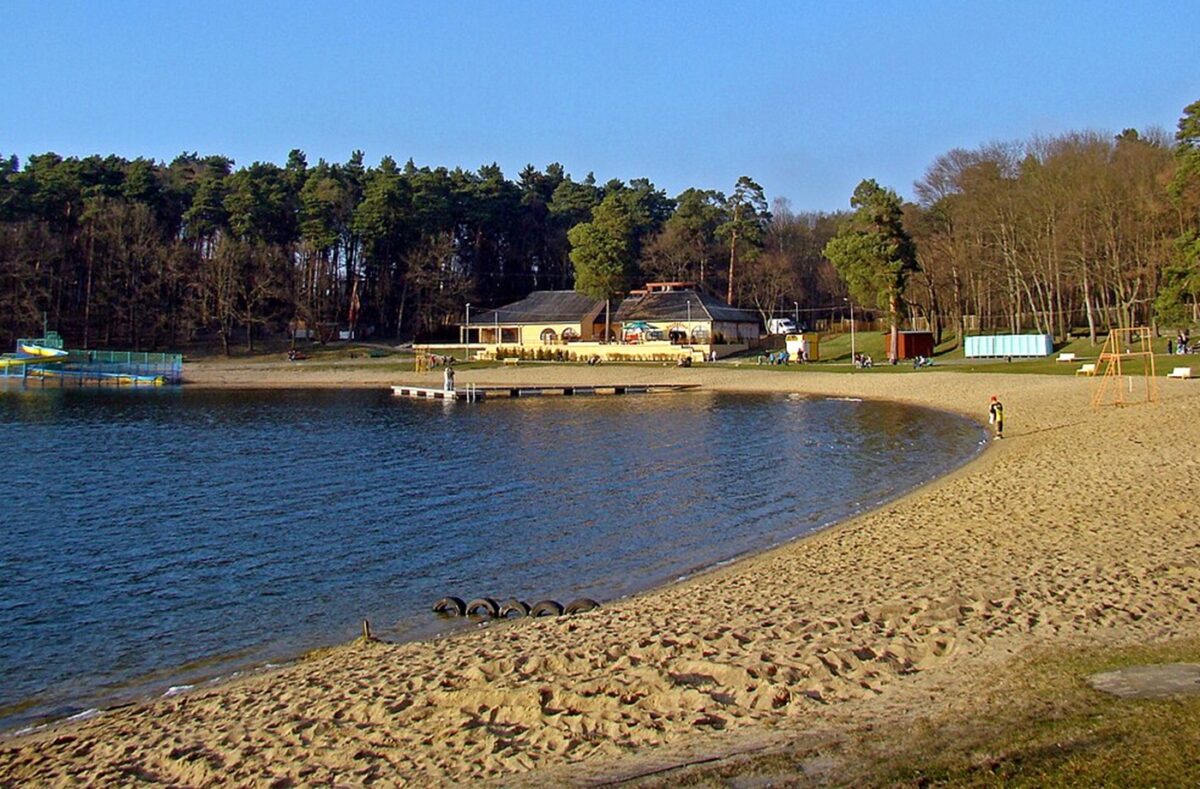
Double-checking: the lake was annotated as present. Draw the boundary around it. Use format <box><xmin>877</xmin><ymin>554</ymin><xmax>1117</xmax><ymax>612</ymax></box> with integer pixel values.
<box><xmin>0</xmin><ymin>385</ymin><xmax>984</xmax><ymax>732</ymax></box>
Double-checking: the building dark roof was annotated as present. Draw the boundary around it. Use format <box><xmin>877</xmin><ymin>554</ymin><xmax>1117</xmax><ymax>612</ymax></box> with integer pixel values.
<box><xmin>468</xmin><ymin>291</ymin><xmax>605</xmax><ymax>325</ymax></box>
<box><xmin>614</xmin><ymin>289</ymin><xmax>760</xmax><ymax>324</ymax></box>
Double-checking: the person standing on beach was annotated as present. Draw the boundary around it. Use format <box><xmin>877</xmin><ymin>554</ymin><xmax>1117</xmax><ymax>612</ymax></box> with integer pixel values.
<box><xmin>443</xmin><ymin>364</ymin><xmax>455</xmax><ymax>392</ymax></box>
<box><xmin>989</xmin><ymin>395</ymin><xmax>1004</xmax><ymax>439</ymax></box>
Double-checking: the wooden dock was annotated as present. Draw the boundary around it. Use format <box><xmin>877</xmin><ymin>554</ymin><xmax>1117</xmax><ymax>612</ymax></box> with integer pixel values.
<box><xmin>391</xmin><ymin>383</ymin><xmax>699</xmax><ymax>402</ymax></box>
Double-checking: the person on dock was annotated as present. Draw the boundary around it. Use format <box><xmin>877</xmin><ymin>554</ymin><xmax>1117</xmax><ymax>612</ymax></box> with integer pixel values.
<box><xmin>989</xmin><ymin>395</ymin><xmax>1004</xmax><ymax>439</ymax></box>
<box><xmin>443</xmin><ymin>365</ymin><xmax>455</xmax><ymax>392</ymax></box>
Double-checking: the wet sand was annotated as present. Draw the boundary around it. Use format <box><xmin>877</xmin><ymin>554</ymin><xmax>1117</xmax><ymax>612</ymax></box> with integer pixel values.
<box><xmin>2</xmin><ymin>359</ymin><xmax>1198</xmax><ymax>785</ymax></box>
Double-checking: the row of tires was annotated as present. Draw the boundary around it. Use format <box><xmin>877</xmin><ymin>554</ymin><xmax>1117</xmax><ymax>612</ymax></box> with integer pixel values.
<box><xmin>433</xmin><ymin>595</ymin><xmax>599</xmax><ymax>619</ymax></box>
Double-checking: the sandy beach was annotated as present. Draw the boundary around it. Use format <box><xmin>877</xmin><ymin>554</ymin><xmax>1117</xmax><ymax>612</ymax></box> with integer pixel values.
<box><xmin>2</xmin><ymin>359</ymin><xmax>1198</xmax><ymax>785</ymax></box>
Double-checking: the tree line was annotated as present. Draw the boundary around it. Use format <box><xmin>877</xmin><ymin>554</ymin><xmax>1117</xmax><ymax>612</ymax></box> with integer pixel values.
<box><xmin>1</xmin><ymin>97</ymin><xmax>1197</xmax><ymax>353</ymax></box>
<box><xmin>0</xmin><ymin>148</ymin><xmax>843</xmax><ymax>351</ymax></box>
<box><xmin>820</xmin><ymin>99</ymin><xmax>1200</xmax><ymax>353</ymax></box>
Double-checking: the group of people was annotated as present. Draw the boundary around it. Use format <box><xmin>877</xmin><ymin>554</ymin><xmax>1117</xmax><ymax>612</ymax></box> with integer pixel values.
<box><xmin>758</xmin><ymin>347</ymin><xmax>806</xmax><ymax>364</ymax></box>
<box><xmin>1168</xmin><ymin>330</ymin><xmax>1196</xmax><ymax>355</ymax></box>
<box><xmin>853</xmin><ymin>352</ymin><xmax>874</xmax><ymax>368</ymax></box>
<box><xmin>757</xmin><ymin>350</ymin><xmax>794</xmax><ymax>365</ymax></box>
<box><xmin>912</xmin><ymin>355</ymin><xmax>934</xmax><ymax>368</ymax></box>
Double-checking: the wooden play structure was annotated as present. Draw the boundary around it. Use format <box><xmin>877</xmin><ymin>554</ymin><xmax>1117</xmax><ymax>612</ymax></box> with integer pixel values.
<box><xmin>1090</xmin><ymin>327</ymin><xmax>1158</xmax><ymax>408</ymax></box>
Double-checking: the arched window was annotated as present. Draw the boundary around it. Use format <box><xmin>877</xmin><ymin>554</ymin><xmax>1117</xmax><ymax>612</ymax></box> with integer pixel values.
<box><xmin>691</xmin><ymin>327</ymin><xmax>710</xmax><ymax>343</ymax></box>
<box><xmin>540</xmin><ymin>328</ymin><xmax>558</xmax><ymax>345</ymax></box>
<box><xmin>561</xmin><ymin>328</ymin><xmax>579</xmax><ymax>342</ymax></box>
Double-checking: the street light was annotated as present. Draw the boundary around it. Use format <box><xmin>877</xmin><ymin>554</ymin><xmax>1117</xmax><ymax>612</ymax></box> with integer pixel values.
<box><xmin>465</xmin><ymin>302</ymin><xmax>470</xmax><ymax>361</ymax></box>
<box><xmin>844</xmin><ymin>297</ymin><xmax>855</xmax><ymax>366</ymax></box>
<box><xmin>793</xmin><ymin>301</ymin><xmax>799</xmax><ymax>329</ymax></box>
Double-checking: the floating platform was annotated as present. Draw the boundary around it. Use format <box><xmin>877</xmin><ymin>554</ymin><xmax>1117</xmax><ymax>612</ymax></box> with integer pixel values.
<box><xmin>2</xmin><ymin>333</ymin><xmax>182</xmax><ymax>386</ymax></box>
<box><xmin>20</xmin><ymin>367</ymin><xmax>166</xmax><ymax>386</ymax></box>
<box><xmin>392</xmin><ymin>383</ymin><xmax>699</xmax><ymax>402</ymax></box>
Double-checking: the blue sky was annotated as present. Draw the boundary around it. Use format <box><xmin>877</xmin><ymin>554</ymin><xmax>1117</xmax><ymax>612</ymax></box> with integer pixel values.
<box><xmin>2</xmin><ymin>1</ymin><xmax>1197</xmax><ymax>210</ymax></box>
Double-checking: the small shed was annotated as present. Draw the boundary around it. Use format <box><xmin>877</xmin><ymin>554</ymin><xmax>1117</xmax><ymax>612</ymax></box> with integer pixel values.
<box><xmin>887</xmin><ymin>330</ymin><xmax>935</xmax><ymax>360</ymax></box>
<box><xmin>785</xmin><ymin>333</ymin><xmax>820</xmax><ymax>361</ymax></box>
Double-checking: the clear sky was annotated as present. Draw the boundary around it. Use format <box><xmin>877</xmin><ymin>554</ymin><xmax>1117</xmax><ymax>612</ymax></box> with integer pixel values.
<box><xmin>2</xmin><ymin>1</ymin><xmax>1197</xmax><ymax>211</ymax></box>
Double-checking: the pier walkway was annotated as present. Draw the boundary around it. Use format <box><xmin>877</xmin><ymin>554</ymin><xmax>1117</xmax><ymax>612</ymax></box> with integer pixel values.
<box><xmin>392</xmin><ymin>383</ymin><xmax>699</xmax><ymax>402</ymax></box>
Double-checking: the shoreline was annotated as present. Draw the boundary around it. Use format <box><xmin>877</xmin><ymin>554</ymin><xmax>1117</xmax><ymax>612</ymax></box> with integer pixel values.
<box><xmin>0</xmin><ymin>377</ymin><xmax>985</xmax><ymax>740</ymax></box>
<box><xmin>4</xmin><ymin>438</ymin><xmax>978</xmax><ymax>745</ymax></box>
<box><xmin>2</xmin><ymin>362</ymin><xmax>1198</xmax><ymax>785</ymax></box>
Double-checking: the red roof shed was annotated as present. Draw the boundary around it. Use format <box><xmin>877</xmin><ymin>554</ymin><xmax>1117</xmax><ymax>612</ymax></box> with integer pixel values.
<box><xmin>886</xmin><ymin>330</ymin><xmax>935</xmax><ymax>360</ymax></box>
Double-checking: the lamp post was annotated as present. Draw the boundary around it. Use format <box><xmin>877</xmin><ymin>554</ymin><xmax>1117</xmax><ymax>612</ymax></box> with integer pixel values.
<box><xmin>465</xmin><ymin>302</ymin><xmax>470</xmax><ymax>361</ymax></box>
<box><xmin>686</xmin><ymin>299</ymin><xmax>691</xmax><ymax>342</ymax></box>
<box><xmin>844</xmin><ymin>297</ymin><xmax>855</xmax><ymax>366</ymax></box>
<box><xmin>793</xmin><ymin>301</ymin><xmax>799</xmax><ymax>329</ymax></box>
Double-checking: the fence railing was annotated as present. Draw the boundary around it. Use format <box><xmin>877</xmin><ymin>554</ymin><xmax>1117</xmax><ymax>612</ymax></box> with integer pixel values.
<box><xmin>9</xmin><ymin>338</ymin><xmax>183</xmax><ymax>384</ymax></box>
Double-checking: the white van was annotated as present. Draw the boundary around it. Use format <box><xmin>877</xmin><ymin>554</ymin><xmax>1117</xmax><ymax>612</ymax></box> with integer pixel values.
<box><xmin>767</xmin><ymin>318</ymin><xmax>797</xmax><ymax>335</ymax></box>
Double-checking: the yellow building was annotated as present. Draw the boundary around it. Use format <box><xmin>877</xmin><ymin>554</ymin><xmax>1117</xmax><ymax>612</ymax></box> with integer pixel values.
<box><xmin>458</xmin><ymin>283</ymin><xmax>761</xmax><ymax>361</ymax></box>
<box><xmin>463</xmin><ymin>291</ymin><xmax>608</xmax><ymax>348</ymax></box>
<box><xmin>614</xmin><ymin>283</ymin><xmax>761</xmax><ymax>346</ymax></box>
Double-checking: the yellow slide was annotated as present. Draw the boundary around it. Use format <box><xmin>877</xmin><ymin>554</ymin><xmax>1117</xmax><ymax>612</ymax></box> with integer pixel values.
<box><xmin>18</xmin><ymin>344</ymin><xmax>69</xmax><ymax>359</ymax></box>
<box><xmin>0</xmin><ymin>344</ymin><xmax>69</xmax><ymax>369</ymax></box>
<box><xmin>3</xmin><ymin>344</ymin><xmax>164</xmax><ymax>385</ymax></box>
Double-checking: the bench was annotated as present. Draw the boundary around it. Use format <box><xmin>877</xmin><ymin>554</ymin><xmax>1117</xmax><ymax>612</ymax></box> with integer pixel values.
<box><xmin>1167</xmin><ymin>367</ymin><xmax>1193</xmax><ymax>379</ymax></box>
<box><xmin>502</xmin><ymin>357</ymin><xmax>520</xmax><ymax>366</ymax></box>
<box><xmin>1076</xmin><ymin>363</ymin><xmax>1097</xmax><ymax>376</ymax></box>
<box><xmin>1056</xmin><ymin>352</ymin><xmax>1077</xmax><ymax>363</ymax></box>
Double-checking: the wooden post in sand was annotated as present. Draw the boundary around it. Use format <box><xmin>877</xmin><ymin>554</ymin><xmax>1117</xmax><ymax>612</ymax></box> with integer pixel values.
<box><xmin>361</xmin><ymin>619</ymin><xmax>372</xmax><ymax>640</ymax></box>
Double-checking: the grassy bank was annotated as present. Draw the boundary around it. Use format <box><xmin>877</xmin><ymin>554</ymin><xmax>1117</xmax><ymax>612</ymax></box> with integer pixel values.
<box><xmin>637</xmin><ymin>639</ymin><xmax>1200</xmax><ymax>787</ymax></box>
<box><xmin>184</xmin><ymin>331</ymin><xmax>1194</xmax><ymax>380</ymax></box>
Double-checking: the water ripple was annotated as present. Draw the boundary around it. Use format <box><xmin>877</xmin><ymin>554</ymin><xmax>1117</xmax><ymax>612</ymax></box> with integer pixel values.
<box><xmin>0</xmin><ymin>386</ymin><xmax>982</xmax><ymax>731</ymax></box>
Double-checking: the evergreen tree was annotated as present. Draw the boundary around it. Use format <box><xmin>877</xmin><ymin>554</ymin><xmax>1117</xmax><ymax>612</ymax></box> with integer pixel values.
<box><xmin>1157</xmin><ymin>100</ymin><xmax>1200</xmax><ymax>326</ymax></box>
<box><xmin>823</xmin><ymin>179</ymin><xmax>918</xmax><ymax>361</ymax></box>
<box><xmin>568</xmin><ymin>193</ymin><xmax>635</xmax><ymax>342</ymax></box>
<box><xmin>718</xmin><ymin>176</ymin><xmax>769</xmax><ymax>304</ymax></box>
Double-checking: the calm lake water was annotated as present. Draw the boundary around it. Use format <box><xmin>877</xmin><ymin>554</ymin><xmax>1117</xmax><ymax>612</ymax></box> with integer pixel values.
<box><xmin>0</xmin><ymin>385</ymin><xmax>983</xmax><ymax>732</ymax></box>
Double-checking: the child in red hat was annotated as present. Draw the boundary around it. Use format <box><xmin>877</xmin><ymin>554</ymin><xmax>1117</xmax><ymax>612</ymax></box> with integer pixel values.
<box><xmin>988</xmin><ymin>395</ymin><xmax>1004</xmax><ymax>439</ymax></box>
